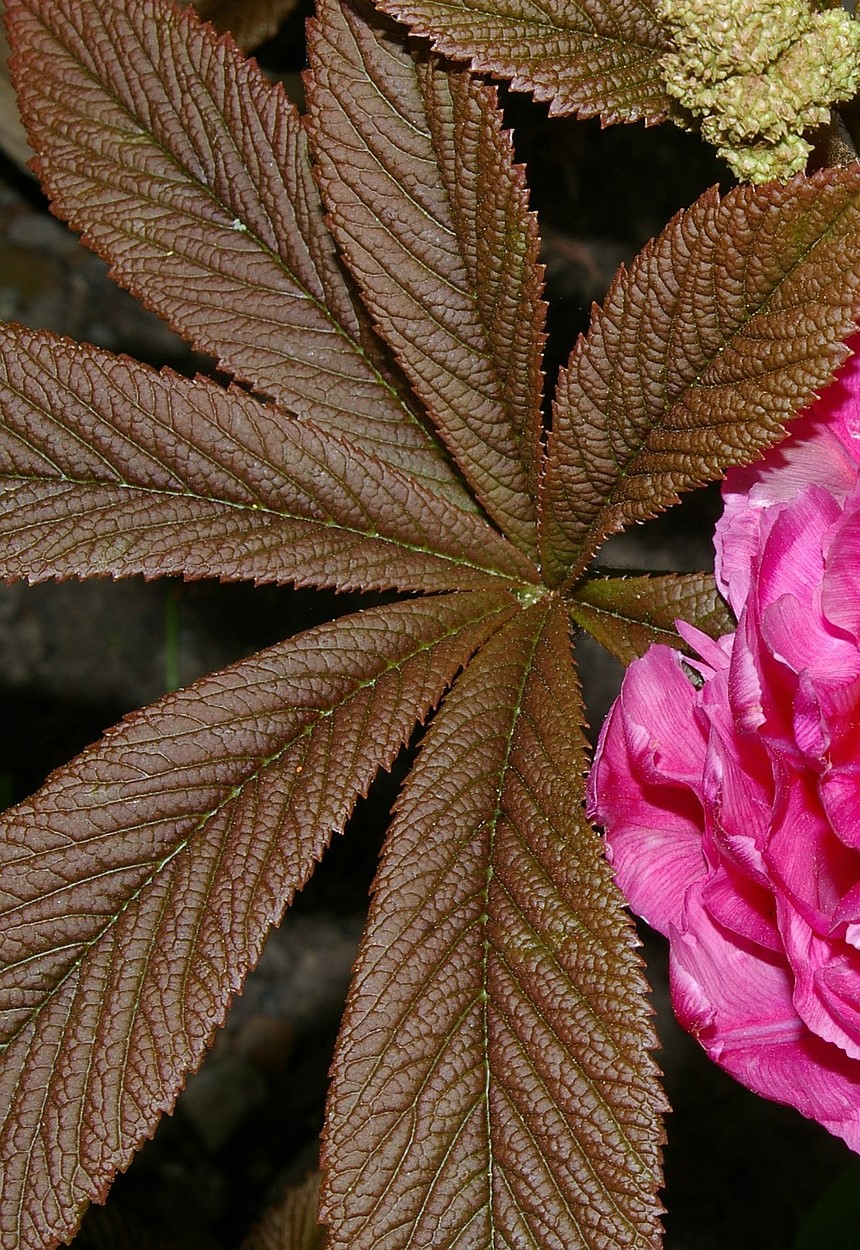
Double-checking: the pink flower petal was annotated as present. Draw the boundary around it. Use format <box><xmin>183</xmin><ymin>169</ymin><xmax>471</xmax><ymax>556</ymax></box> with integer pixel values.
<box><xmin>821</xmin><ymin>762</ymin><xmax>860</xmax><ymax>851</ymax></box>
<box><xmin>675</xmin><ymin>619</ymin><xmax>732</xmax><ymax>673</ymax></box>
<box><xmin>603</xmin><ymin>809</ymin><xmax>707</xmax><ymax>939</ymax></box>
<box><xmin>715</xmin><ymin>1029</ymin><xmax>860</xmax><ymax>1154</ymax></box>
<box><xmin>670</xmin><ymin>891</ymin><xmax>860</xmax><ymax>1151</ymax></box>
<box><xmin>700</xmin><ymin>719</ymin><xmax>771</xmax><ymax>882</ymax></box>
<box><xmin>588</xmin><ymin>650</ymin><xmax>709</xmax><ymax>935</ymax></box>
<box><xmin>714</xmin><ymin>502</ymin><xmax>768</xmax><ymax>614</ymax></box>
<box><xmin>822</xmin><ymin>497</ymin><xmax>860</xmax><ymax>644</ymax></box>
<box><xmin>718</xmin><ymin>425</ymin><xmax>855</xmax><ymax>610</ymax></box>
<box><xmin>727</xmin><ymin>606</ymin><xmax>767</xmax><ymax>736</ymax></box>
<box><xmin>755</xmin><ymin>486</ymin><xmax>837</xmax><ymax>617</ymax></box>
<box><xmin>729</xmin><ymin>598</ymin><xmax>799</xmax><ymax>752</ymax></box>
<box><xmin>779</xmin><ymin>906</ymin><xmax>860</xmax><ymax>1060</ymax></box>
<box><xmin>671</xmin><ymin>888</ymin><xmax>799</xmax><ymax>1054</ymax></box>
<box><xmin>766</xmin><ymin>768</ymin><xmax>860</xmax><ymax>930</ymax></box>
<box><xmin>611</xmin><ymin>645</ymin><xmax>707</xmax><ymax>786</ymax></box>
<box><xmin>762</xmin><ymin>591</ymin><xmax>858</xmax><ymax>684</ymax></box>
<box><xmin>790</xmin><ymin>670</ymin><xmax>830</xmax><ymax>760</ymax></box>
<box><xmin>701</xmin><ymin>866</ymin><xmax>781</xmax><ymax>953</ymax></box>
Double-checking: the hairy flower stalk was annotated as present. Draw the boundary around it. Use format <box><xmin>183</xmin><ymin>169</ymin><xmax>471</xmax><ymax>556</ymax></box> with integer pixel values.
<box><xmin>659</xmin><ymin>0</ymin><xmax>860</xmax><ymax>181</ymax></box>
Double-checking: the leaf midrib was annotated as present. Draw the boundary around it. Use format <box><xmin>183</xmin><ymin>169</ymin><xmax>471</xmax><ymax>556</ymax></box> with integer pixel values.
<box><xmin>383</xmin><ymin>0</ymin><xmax>668</xmax><ymax>54</ymax></box>
<box><xmin>318</xmin><ymin>29</ymin><xmax>541</xmax><ymax>552</ymax></box>
<box><xmin>1</xmin><ymin>467</ymin><xmax>537</xmax><ymax>585</ymax></box>
<box><xmin>569</xmin><ymin>595</ymin><xmax>684</xmax><ymax>642</ymax></box>
<box><xmin>29</xmin><ymin>4</ymin><xmax>447</xmax><ymax>462</ymax></box>
<box><xmin>558</xmin><ymin>180</ymin><xmax>860</xmax><ymax>590</ymax></box>
<box><xmin>0</xmin><ymin>596</ymin><xmax>513</xmax><ymax>1059</ymax></box>
<box><xmin>478</xmin><ymin>602</ymin><xmax>547</xmax><ymax>1247</ymax></box>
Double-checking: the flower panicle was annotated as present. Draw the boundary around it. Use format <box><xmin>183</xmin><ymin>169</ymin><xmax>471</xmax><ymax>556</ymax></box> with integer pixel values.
<box><xmin>659</xmin><ymin>0</ymin><xmax>860</xmax><ymax>181</ymax></box>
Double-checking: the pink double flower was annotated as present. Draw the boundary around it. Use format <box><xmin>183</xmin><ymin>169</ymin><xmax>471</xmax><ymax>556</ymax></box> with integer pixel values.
<box><xmin>588</xmin><ymin>343</ymin><xmax>860</xmax><ymax>1149</ymax></box>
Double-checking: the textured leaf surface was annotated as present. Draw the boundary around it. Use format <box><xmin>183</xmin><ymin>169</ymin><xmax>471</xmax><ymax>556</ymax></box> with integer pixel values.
<box><xmin>0</xmin><ymin>328</ymin><xmax>538</xmax><ymax>594</ymax></box>
<box><xmin>569</xmin><ymin>571</ymin><xmax>734</xmax><ymax>664</ymax></box>
<box><xmin>306</xmin><ymin>0</ymin><xmax>545</xmax><ymax>556</ymax></box>
<box><xmin>0</xmin><ymin>593</ymin><xmax>514</xmax><ymax>1250</ymax></box>
<box><xmin>541</xmin><ymin>168</ymin><xmax>860</xmax><ymax>588</ymax></box>
<box><xmin>183</xmin><ymin>0</ymin><xmax>302</xmax><ymax>49</ymax></box>
<box><xmin>242</xmin><ymin>1173</ymin><xmax>325</xmax><ymax>1250</ymax></box>
<box><xmin>370</xmin><ymin>0</ymin><xmax>671</xmax><ymax>122</ymax></box>
<box><xmin>322</xmin><ymin>598</ymin><xmax>665</xmax><ymax>1249</ymax></box>
<box><xmin>7</xmin><ymin>0</ymin><xmax>467</xmax><ymax>502</ymax></box>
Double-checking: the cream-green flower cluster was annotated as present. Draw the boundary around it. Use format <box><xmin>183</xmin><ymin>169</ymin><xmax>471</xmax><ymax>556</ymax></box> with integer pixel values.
<box><xmin>660</xmin><ymin>0</ymin><xmax>860</xmax><ymax>181</ymax></box>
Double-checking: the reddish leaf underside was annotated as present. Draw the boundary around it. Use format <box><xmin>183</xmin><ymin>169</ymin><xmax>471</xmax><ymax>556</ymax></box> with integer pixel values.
<box><xmin>6</xmin><ymin>0</ymin><xmax>470</xmax><ymax>504</ymax></box>
<box><xmin>569</xmin><ymin>572</ymin><xmax>734</xmax><ymax>664</ymax></box>
<box><xmin>368</xmin><ymin>0</ymin><xmax>672</xmax><ymax>123</ymax></box>
<box><xmin>322</xmin><ymin>599</ymin><xmax>665</xmax><ymax>1249</ymax></box>
<box><xmin>0</xmin><ymin>593</ymin><xmax>514</xmax><ymax>1250</ymax></box>
<box><xmin>306</xmin><ymin>0</ymin><xmax>545</xmax><ymax>557</ymax></box>
<box><xmin>540</xmin><ymin>168</ymin><xmax>860</xmax><ymax>589</ymax></box>
<box><xmin>180</xmin><ymin>0</ymin><xmax>303</xmax><ymax>50</ymax></box>
<box><xmin>0</xmin><ymin>327</ymin><xmax>538</xmax><ymax>594</ymax></box>
<box><xmin>241</xmin><ymin>1173</ymin><xmax>326</xmax><ymax>1250</ymax></box>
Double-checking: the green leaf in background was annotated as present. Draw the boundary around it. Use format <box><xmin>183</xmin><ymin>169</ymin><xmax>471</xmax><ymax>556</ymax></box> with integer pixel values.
<box><xmin>793</xmin><ymin>1161</ymin><xmax>860</xmax><ymax>1250</ymax></box>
